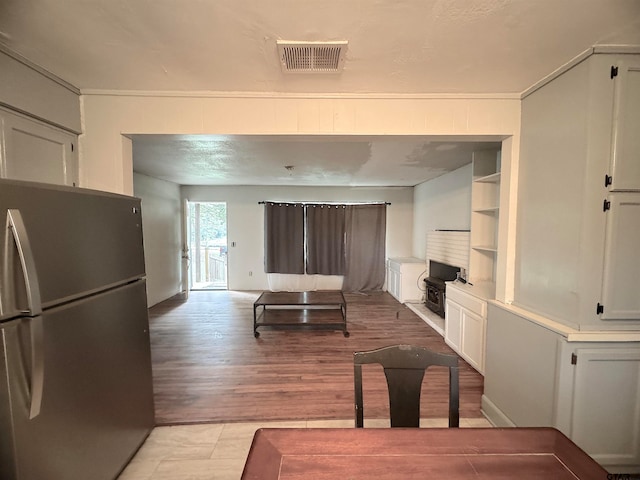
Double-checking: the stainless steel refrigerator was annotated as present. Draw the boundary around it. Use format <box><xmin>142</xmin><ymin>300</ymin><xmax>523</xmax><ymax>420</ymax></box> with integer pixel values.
<box><xmin>0</xmin><ymin>179</ymin><xmax>155</xmax><ymax>480</ymax></box>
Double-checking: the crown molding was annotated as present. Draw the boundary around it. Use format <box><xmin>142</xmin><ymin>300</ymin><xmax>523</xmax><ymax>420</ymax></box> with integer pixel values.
<box><xmin>79</xmin><ymin>89</ymin><xmax>521</xmax><ymax>100</ymax></box>
<box><xmin>520</xmin><ymin>48</ymin><xmax>593</xmax><ymax>99</ymax></box>
<box><xmin>593</xmin><ymin>44</ymin><xmax>640</xmax><ymax>54</ymax></box>
<box><xmin>521</xmin><ymin>44</ymin><xmax>640</xmax><ymax>99</ymax></box>
<box><xmin>0</xmin><ymin>44</ymin><xmax>80</xmax><ymax>95</ymax></box>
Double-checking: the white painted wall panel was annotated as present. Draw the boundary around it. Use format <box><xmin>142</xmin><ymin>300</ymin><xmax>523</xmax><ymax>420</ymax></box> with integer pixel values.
<box><xmin>80</xmin><ymin>95</ymin><xmax>520</xmax><ymax>195</ymax></box>
<box><xmin>515</xmin><ymin>60</ymin><xmax>590</xmax><ymax>325</ymax></box>
<box><xmin>483</xmin><ymin>303</ymin><xmax>560</xmax><ymax>427</ymax></box>
<box><xmin>426</xmin><ymin>230</ymin><xmax>470</xmax><ymax>274</ymax></box>
<box><xmin>133</xmin><ymin>172</ymin><xmax>182</xmax><ymax>306</ymax></box>
<box><xmin>413</xmin><ymin>164</ymin><xmax>472</xmax><ymax>260</ymax></box>
<box><xmin>516</xmin><ymin>52</ymin><xmax>640</xmax><ymax>329</ymax></box>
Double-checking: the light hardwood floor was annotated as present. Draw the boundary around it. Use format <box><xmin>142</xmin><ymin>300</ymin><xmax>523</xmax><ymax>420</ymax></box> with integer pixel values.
<box><xmin>149</xmin><ymin>290</ymin><xmax>484</xmax><ymax>425</ymax></box>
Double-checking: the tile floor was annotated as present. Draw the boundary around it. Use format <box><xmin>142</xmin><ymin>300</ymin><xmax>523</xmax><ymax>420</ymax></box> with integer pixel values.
<box><xmin>117</xmin><ymin>417</ymin><xmax>493</xmax><ymax>480</ymax></box>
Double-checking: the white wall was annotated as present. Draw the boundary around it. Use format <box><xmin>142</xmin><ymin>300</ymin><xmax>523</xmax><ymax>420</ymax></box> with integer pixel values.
<box><xmin>483</xmin><ymin>303</ymin><xmax>561</xmax><ymax>427</ymax></box>
<box><xmin>79</xmin><ymin>93</ymin><xmax>520</xmax><ymax>300</ymax></box>
<box><xmin>133</xmin><ymin>172</ymin><xmax>182</xmax><ymax>306</ymax></box>
<box><xmin>412</xmin><ymin>164</ymin><xmax>472</xmax><ymax>259</ymax></box>
<box><xmin>79</xmin><ymin>94</ymin><xmax>520</xmax><ymax>195</ymax></box>
<box><xmin>182</xmin><ymin>185</ymin><xmax>414</xmax><ymax>291</ymax></box>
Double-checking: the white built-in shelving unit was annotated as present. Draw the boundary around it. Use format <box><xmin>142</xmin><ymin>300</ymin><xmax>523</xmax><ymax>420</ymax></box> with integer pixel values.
<box><xmin>469</xmin><ymin>148</ymin><xmax>501</xmax><ymax>293</ymax></box>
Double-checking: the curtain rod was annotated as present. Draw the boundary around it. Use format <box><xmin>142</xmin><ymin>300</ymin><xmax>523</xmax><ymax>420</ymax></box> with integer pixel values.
<box><xmin>258</xmin><ymin>201</ymin><xmax>391</xmax><ymax>205</ymax></box>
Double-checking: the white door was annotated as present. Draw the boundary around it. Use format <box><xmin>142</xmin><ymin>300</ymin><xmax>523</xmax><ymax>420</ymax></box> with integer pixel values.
<box><xmin>187</xmin><ymin>202</ymin><xmax>228</xmax><ymax>290</ymax></box>
<box><xmin>571</xmin><ymin>347</ymin><xmax>640</xmax><ymax>469</ymax></box>
<box><xmin>181</xmin><ymin>199</ymin><xmax>191</xmax><ymax>299</ymax></box>
<box><xmin>461</xmin><ymin>309</ymin><xmax>485</xmax><ymax>374</ymax></box>
<box><xmin>387</xmin><ymin>267</ymin><xmax>400</xmax><ymax>301</ymax></box>
<box><xmin>600</xmin><ymin>193</ymin><xmax>640</xmax><ymax>319</ymax></box>
<box><xmin>0</xmin><ymin>108</ymin><xmax>78</xmax><ymax>186</ymax></box>
<box><xmin>444</xmin><ymin>300</ymin><xmax>463</xmax><ymax>353</ymax></box>
<box><xmin>609</xmin><ymin>61</ymin><xmax>640</xmax><ymax>191</ymax></box>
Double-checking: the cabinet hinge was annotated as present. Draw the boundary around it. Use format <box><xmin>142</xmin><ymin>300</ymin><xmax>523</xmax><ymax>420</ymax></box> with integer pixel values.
<box><xmin>596</xmin><ymin>303</ymin><xmax>604</xmax><ymax>315</ymax></box>
<box><xmin>571</xmin><ymin>353</ymin><xmax>578</xmax><ymax>365</ymax></box>
<box><xmin>603</xmin><ymin>199</ymin><xmax>611</xmax><ymax>212</ymax></box>
<box><xmin>611</xmin><ymin>66</ymin><xmax>619</xmax><ymax>79</ymax></box>
<box><xmin>604</xmin><ymin>174</ymin><xmax>612</xmax><ymax>187</ymax></box>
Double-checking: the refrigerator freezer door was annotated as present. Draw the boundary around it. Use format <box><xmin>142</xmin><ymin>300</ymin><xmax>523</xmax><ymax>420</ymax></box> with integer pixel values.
<box><xmin>0</xmin><ymin>179</ymin><xmax>145</xmax><ymax>314</ymax></box>
<box><xmin>0</xmin><ymin>280</ymin><xmax>155</xmax><ymax>480</ymax></box>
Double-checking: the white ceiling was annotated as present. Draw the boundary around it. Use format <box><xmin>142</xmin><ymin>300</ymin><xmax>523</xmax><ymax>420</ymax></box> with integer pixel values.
<box><xmin>1</xmin><ymin>0</ymin><xmax>639</xmax><ymax>186</ymax></box>
<box><xmin>2</xmin><ymin>0</ymin><xmax>639</xmax><ymax>94</ymax></box>
<box><xmin>132</xmin><ymin>135</ymin><xmax>502</xmax><ymax>186</ymax></box>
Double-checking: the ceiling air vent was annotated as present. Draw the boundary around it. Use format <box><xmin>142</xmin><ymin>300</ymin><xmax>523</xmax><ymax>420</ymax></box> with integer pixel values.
<box><xmin>277</xmin><ymin>41</ymin><xmax>347</xmax><ymax>74</ymax></box>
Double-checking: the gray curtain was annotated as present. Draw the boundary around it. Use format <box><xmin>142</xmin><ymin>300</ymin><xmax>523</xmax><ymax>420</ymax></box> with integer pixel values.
<box><xmin>306</xmin><ymin>204</ymin><xmax>346</xmax><ymax>275</ymax></box>
<box><xmin>343</xmin><ymin>204</ymin><xmax>386</xmax><ymax>292</ymax></box>
<box><xmin>264</xmin><ymin>203</ymin><xmax>305</xmax><ymax>274</ymax></box>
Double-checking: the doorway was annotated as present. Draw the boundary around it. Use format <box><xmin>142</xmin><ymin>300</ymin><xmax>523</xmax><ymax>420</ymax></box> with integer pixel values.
<box><xmin>187</xmin><ymin>201</ymin><xmax>228</xmax><ymax>290</ymax></box>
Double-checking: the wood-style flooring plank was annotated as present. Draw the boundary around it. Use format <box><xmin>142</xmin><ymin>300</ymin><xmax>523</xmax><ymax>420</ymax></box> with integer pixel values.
<box><xmin>149</xmin><ymin>290</ymin><xmax>484</xmax><ymax>425</ymax></box>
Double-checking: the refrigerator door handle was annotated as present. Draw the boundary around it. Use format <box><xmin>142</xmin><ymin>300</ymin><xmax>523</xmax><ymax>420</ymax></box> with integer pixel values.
<box><xmin>6</xmin><ymin>209</ymin><xmax>43</xmax><ymax>316</ymax></box>
<box><xmin>28</xmin><ymin>316</ymin><xmax>45</xmax><ymax>419</ymax></box>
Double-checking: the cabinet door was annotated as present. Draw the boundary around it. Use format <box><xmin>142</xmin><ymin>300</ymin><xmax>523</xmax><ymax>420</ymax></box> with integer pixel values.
<box><xmin>609</xmin><ymin>61</ymin><xmax>640</xmax><ymax>191</ymax></box>
<box><xmin>445</xmin><ymin>300</ymin><xmax>462</xmax><ymax>352</ymax></box>
<box><xmin>0</xmin><ymin>109</ymin><xmax>78</xmax><ymax>186</ymax></box>
<box><xmin>399</xmin><ymin>263</ymin><xmax>425</xmax><ymax>303</ymax></box>
<box><xmin>461</xmin><ymin>309</ymin><xmax>485</xmax><ymax>374</ymax></box>
<box><xmin>387</xmin><ymin>268</ymin><xmax>400</xmax><ymax>301</ymax></box>
<box><xmin>600</xmin><ymin>193</ymin><xmax>640</xmax><ymax>319</ymax></box>
<box><xmin>571</xmin><ymin>347</ymin><xmax>640</xmax><ymax>469</ymax></box>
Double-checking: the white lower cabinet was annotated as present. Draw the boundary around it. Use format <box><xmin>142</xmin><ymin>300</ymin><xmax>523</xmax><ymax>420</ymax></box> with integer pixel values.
<box><xmin>483</xmin><ymin>303</ymin><xmax>640</xmax><ymax>473</ymax></box>
<box><xmin>460</xmin><ymin>309</ymin><xmax>485</xmax><ymax>373</ymax></box>
<box><xmin>556</xmin><ymin>343</ymin><xmax>640</xmax><ymax>473</ymax></box>
<box><xmin>387</xmin><ymin>268</ymin><xmax>401</xmax><ymax>301</ymax></box>
<box><xmin>386</xmin><ymin>258</ymin><xmax>426</xmax><ymax>304</ymax></box>
<box><xmin>445</xmin><ymin>300</ymin><xmax>462</xmax><ymax>352</ymax></box>
<box><xmin>445</xmin><ymin>284</ymin><xmax>487</xmax><ymax>374</ymax></box>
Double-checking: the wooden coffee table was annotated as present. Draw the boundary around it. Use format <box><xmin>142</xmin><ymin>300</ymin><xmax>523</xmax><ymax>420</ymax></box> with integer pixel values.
<box><xmin>253</xmin><ymin>291</ymin><xmax>348</xmax><ymax>338</ymax></box>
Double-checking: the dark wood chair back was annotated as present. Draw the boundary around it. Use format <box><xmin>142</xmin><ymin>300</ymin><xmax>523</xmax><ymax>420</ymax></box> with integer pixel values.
<box><xmin>353</xmin><ymin>344</ymin><xmax>459</xmax><ymax>428</ymax></box>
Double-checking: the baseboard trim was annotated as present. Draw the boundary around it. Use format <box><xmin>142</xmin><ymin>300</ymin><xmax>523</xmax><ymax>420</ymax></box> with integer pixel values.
<box><xmin>481</xmin><ymin>395</ymin><xmax>516</xmax><ymax>427</ymax></box>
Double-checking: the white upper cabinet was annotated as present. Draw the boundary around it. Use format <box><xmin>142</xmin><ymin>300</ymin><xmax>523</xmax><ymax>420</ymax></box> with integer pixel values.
<box><xmin>609</xmin><ymin>61</ymin><xmax>640</xmax><ymax>191</ymax></box>
<box><xmin>600</xmin><ymin>193</ymin><xmax>640</xmax><ymax>320</ymax></box>
<box><xmin>0</xmin><ymin>108</ymin><xmax>78</xmax><ymax>187</ymax></box>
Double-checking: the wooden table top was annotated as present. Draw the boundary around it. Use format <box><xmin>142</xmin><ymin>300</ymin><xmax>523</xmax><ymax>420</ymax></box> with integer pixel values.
<box><xmin>254</xmin><ymin>290</ymin><xmax>346</xmax><ymax>306</ymax></box>
<box><xmin>241</xmin><ymin>427</ymin><xmax>608</xmax><ymax>479</ymax></box>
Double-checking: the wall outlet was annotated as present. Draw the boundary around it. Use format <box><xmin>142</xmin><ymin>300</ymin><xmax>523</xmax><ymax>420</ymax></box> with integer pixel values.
<box><xmin>249</xmin><ymin>271</ymin><xmax>252</xmax><ymax>276</ymax></box>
